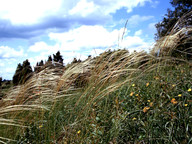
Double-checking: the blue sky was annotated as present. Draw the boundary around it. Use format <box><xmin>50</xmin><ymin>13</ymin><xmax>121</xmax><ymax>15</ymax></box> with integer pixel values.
<box><xmin>0</xmin><ymin>0</ymin><xmax>172</xmax><ymax>80</ymax></box>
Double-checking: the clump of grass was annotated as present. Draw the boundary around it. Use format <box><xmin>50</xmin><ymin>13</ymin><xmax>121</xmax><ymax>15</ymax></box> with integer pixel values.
<box><xmin>56</xmin><ymin>53</ymin><xmax>191</xmax><ymax>143</ymax></box>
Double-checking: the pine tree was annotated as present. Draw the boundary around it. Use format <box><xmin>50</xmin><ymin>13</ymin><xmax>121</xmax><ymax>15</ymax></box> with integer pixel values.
<box><xmin>155</xmin><ymin>0</ymin><xmax>192</xmax><ymax>39</ymax></box>
<box><xmin>34</xmin><ymin>60</ymin><xmax>45</xmax><ymax>72</ymax></box>
<box><xmin>39</xmin><ymin>60</ymin><xmax>44</xmax><ymax>66</ymax></box>
<box><xmin>48</xmin><ymin>55</ymin><xmax>52</xmax><ymax>62</ymax></box>
<box><xmin>13</xmin><ymin>60</ymin><xmax>33</xmax><ymax>85</ymax></box>
<box><xmin>13</xmin><ymin>63</ymin><xmax>23</xmax><ymax>85</ymax></box>
<box><xmin>21</xmin><ymin>59</ymin><xmax>33</xmax><ymax>84</ymax></box>
<box><xmin>72</xmin><ymin>58</ymin><xmax>78</xmax><ymax>64</ymax></box>
<box><xmin>53</xmin><ymin>51</ymin><xmax>64</xmax><ymax>66</ymax></box>
<box><xmin>77</xmin><ymin>59</ymin><xmax>81</xmax><ymax>63</ymax></box>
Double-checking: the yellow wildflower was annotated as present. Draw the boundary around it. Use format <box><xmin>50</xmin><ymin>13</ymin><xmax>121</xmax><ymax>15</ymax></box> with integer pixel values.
<box><xmin>171</xmin><ymin>98</ymin><xmax>177</xmax><ymax>104</ymax></box>
<box><xmin>149</xmin><ymin>102</ymin><xmax>153</xmax><ymax>107</ymax></box>
<box><xmin>147</xmin><ymin>100</ymin><xmax>150</xmax><ymax>102</ymax></box>
<box><xmin>77</xmin><ymin>130</ymin><xmax>81</xmax><ymax>134</ymax></box>
<box><xmin>178</xmin><ymin>94</ymin><xmax>182</xmax><ymax>97</ymax></box>
<box><xmin>39</xmin><ymin>125</ymin><xmax>43</xmax><ymax>128</ymax></box>
<box><xmin>132</xmin><ymin>117</ymin><xmax>137</xmax><ymax>121</ymax></box>
<box><xmin>172</xmin><ymin>84</ymin><xmax>176</xmax><ymax>87</ymax></box>
<box><xmin>184</xmin><ymin>104</ymin><xmax>188</xmax><ymax>107</ymax></box>
<box><xmin>188</xmin><ymin>88</ymin><xmax>192</xmax><ymax>92</ymax></box>
<box><xmin>136</xmin><ymin>94</ymin><xmax>139</xmax><ymax>96</ymax></box>
<box><xmin>143</xmin><ymin>106</ymin><xmax>150</xmax><ymax>113</ymax></box>
<box><xmin>154</xmin><ymin>76</ymin><xmax>159</xmax><ymax>80</ymax></box>
<box><xmin>146</xmin><ymin>82</ymin><xmax>149</xmax><ymax>87</ymax></box>
<box><xmin>130</xmin><ymin>92</ymin><xmax>134</xmax><ymax>96</ymax></box>
<box><xmin>132</xmin><ymin>84</ymin><xmax>135</xmax><ymax>87</ymax></box>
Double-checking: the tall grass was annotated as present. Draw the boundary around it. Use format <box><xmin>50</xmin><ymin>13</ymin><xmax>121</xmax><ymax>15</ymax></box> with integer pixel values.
<box><xmin>0</xmin><ymin>12</ymin><xmax>191</xmax><ymax>143</ymax></box>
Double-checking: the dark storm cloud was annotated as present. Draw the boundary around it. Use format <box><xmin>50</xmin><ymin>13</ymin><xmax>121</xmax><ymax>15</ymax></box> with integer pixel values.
<box><xmin>0</xmin><ymin>14</ymin><xmax>111</xmax><ymax>39</ymax></box>
<box><xmin>0</xmin><ymin>18</ymin><xmax>70</xmax><ymax>39</ymax></box>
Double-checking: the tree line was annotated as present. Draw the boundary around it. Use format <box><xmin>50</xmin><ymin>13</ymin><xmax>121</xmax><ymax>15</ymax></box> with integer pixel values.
<box><xmin>34</xmin><ymin>51</ymin><xmax>64</xmax><ymax>72</ymax></box>
<box><xmin>12</xmin><ymin>51</ymin><xmax>83</xmax><ymax>86</ymax></box>
<box><xmin>13</xmin><ymin>51</ymin><xmax>64</xmax><ymax>85</ymax></box>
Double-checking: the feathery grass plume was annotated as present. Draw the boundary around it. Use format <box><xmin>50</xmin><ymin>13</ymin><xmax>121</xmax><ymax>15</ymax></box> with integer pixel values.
<box><xmin>151</xmin><ymin>11</ymin><xmax>192</xmax><ymax>59</ymax></box>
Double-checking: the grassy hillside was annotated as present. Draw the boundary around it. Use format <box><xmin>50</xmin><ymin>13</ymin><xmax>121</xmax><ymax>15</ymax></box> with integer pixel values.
<box><xmin>0</xmin><ymin>15</ymin><xmax>192</xmax><ymax>143</ymax></box>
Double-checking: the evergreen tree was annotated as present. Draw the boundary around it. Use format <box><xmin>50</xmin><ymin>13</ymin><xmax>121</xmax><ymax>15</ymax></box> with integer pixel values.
<box><xmin>77</xmin><ymin>59</ymin><xmax>81</xmax><ymax>63</ymax></box>
<box><xmin>72</xmin><ymin>58</ymin><xmax>78</xmax><ymax>64</ymax></box>
<box><xmin>34</xmin><ymin>62</ymin><xmax>39</xmax><ymax>72</ymax></box>
<box><xmin>53</xmin><ymin>51</ymin><xmax>64</xmax><ymax>66</ymax></box>
<box><xmin>22</xmin><ymin>59</ymin><xmax>32</xmax><ymax>74</ymax></box>
<box><xmin>46</xmin><ymin>55</ymin><xmax>53</xmax><ymax>66</ymax></box>
<box><xmin>155</xmin><ymin>0</ymin><xmax>192</xmax><ymax>39</ymax></box>
<box><xmin>21</xmin><ymin>59</ymin><xmax>33</xmax><ymax>84</ymax></box>
<box><xmin>13</xmin><ymin>60</ymin><xmax>33</xmax><ymax>85</ymax></box>
<box><xmin>34</xmin><ymin>60</ymin><xmax>44</xmax><ymax>72</ymax></box>
<box><xmin>39</xmin><ymin>60</ymin><xmax>44</xmax><ymax>66</ymax></box>
<box><xmin>13</xmin><ymin>63</ymin><xmax>23</xmax><ymax>85</ymax></box>
<box><xmin>48</xmin><ymin>55</ymin><xmax>52</xmax><ymax>62</ymax></box>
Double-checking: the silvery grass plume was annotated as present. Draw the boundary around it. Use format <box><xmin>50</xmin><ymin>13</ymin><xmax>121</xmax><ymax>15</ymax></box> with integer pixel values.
<box><xmin>151</xmin><ymin>11</ymin><xmax>192</xmax><ymax>58</ymax></box>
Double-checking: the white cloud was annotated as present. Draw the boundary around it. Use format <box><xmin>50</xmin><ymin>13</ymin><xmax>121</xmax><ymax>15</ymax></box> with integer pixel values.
<box><xmin>0</xmin><ymin>58</ymin><xmax>18</xmax><ymax>80</ymax></box>
<box><xmin>49</xmin><ymin>25</ymin><xmax>122</xmax><ymax>51</ymax></box>
<box><xmin>134</xmin><ymin>30</ymin><xmax>143</xmax><ymax>36</ymax></box>
<box><xmin>0</xmin><ymin>0</ymin><xmax>63</xmax><ymax>24</ymax></box>
<box><xmin>49</xmin><ymin>25</ymin><xmax>150</xmax><ymax>53</ymax></box>
<box><xmin>129</xmin><ymin>15</ymin><xmax>154</xmax><ymax>25</ymax></box>
<box><xmin>0</xmin><ymin>46</ymin><xmax>25</xmax><ymax>58</ymax></box>
<box><xmin>0</xmin><ymin>0</ymin><xmax>151</xmax><ymax>25</ymax></box>
<box><xmin>29</xmin><ymin>25</ymin><xmax>151</xmax><ymax>63</ymax></box>
<box><xmin>0</xmin><ymin>67</ymin><xmax>17</xmax><ymax>80</ymax></box>
<box><xmin>120</xmin><ymin>36</ymin><xmax>151</xmax><ymax>52</ymax></box>
<box><xmin>92</xmin><ymin>0</ymin><xmax>151</xmax><ymax>14</ymax></box>
<box><xmin>69</xmin><ymin>0</ymin><xmax>99</xmax><ymax>17</ymax></box>
<box><xmin>28</xmin><ymin>42</ymin><xmax>60</xmax><ymax>52</ymax></box>
<box><xmin>0</xmin><ymin>64</ymin><xmax>4</xmax><ymax>67</ymax></box>
<box><xmin>90</xmin><ymin>49</ymin><xmax>105</xmax><ymax>57</ymax></box>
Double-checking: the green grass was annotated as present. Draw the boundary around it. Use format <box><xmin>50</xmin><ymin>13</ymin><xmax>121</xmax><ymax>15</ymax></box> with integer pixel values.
<box><xmin>0</xmin><ymin>42</ymin><xmax>192</xmax><ymax>143</ymax></box>
<box><xmin>1</xmin><ymin>49</ymin><xmax>191</xmax><ymax>144</ymax></box>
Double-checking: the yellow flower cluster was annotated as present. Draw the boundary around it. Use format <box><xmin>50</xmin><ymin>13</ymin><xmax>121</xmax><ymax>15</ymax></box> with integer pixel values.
<box><xmin>143</xmin><ymin>106</ymin><xmax>150</xmax><ymax>113</ymax></box>
<box><xmin>184</xmin><ymin>104</ymin><xmax>188</xmax><ymax>107</ymax></box>
<box><xmin>77</xmin><ymin>130</ymin><xmax>81</xmax><ymax>134</ymax></box>
<box><xmin>149</xmin><ymin>102</ymin><xmax>153</xmax><ymax>107</ymax></box>
<box><xmin>178</xmin><ymin>94</ymin><xmax>182</xmax><ymax>97</ymax></box>
<box><xmin>154</xmin><ymin>76</ymin><xmax>159</xmax><ymax>80</ymax></box>
<box><xmin>130</xmin><ymin>92</ymin><xmax>134</xmax><ymax>96</ymax></box>
<box><xmin>171</xmin><ymin>98</ymin><xmax>177</xmax><ymax>104</ymax></box>
<box><xmin>132</xmin><ymin>117</ymin><xmax>136</xmax><ymax>120</ymax></box>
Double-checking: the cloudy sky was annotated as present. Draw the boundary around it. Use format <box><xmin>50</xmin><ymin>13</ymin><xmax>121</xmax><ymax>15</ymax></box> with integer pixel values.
<box><xmin>0</xmin><ymin>0</ymin><xmax>171</xmax><ymax>80</ymax></box>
